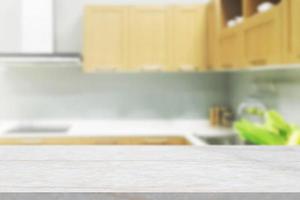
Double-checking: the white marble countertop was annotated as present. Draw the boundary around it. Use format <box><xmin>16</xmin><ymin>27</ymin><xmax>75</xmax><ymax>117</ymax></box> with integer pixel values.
<box><xmin>0</xmin><ymin>146</ymin><xmax>299</xmax><ymax>193</ymax></box>
<box><xmin>0</xmin><ymin>120</ymin><xmax>235</xmax><ymax>138</ymax></box>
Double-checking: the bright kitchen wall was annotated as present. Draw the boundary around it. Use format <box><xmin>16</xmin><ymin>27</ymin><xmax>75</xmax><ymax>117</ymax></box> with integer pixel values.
<box><xmin>0</xmin><ymin>66</ymin><xmax>228</xmax><ymax>120</ymax></box>
<box><xmin>228</xmin><ymin>68</ymin><xmax>300</xmax><ymax>124</ymax></box>
<box><xmin>0</xmin><ymin>0</ymin><xmax>227</xmax><ymax>121</ymax></box>
<box><xmin>0</xmin><ymin>0</ymin><xmax>21</xmax><ymax>53</ymax></box>
<box><xmin>1</xmin><ymin>0</ymin><xmax>300</xmax><ymax>122</ymax></box>
<box><xmin>21</xmin><ymin>0</ymin><xmax>54</xmax><ymax>53</ymax></box>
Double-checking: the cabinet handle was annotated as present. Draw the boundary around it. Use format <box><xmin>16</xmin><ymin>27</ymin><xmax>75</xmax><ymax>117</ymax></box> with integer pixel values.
<box><xmin>143</xmin><ymin>65</ymin><xmax>162</xmax><ymax>71</ymax></box>
<box><xmin>222</xmin><ymin>64</ymin><xmax>233</xmax><ymax>68</ymax></box>
<box><xmin>180</xmin><ymin>65</ymin><xmax>196</xmax><ymax>71</ymax></box>
<box><xmin>250</xmin><ymin>59</ymin><xmax>267</xmax><ymax>66</ymax></box>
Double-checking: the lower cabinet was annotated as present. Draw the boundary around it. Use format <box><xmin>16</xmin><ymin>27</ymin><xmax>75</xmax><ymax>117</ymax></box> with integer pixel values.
<box><xmin>242</xmin><ymin>5</ymin><xmax>283</xmax><ymax>66</ymax></box>
<box><xmin>219</xmin><ymin>26</ymin><xmax>244</xmax><ymax>69</ymax></box>
<box><xmin>0</xmin><ymin>136</ymin><xmax>190</xmax><ymax>145</ymax></box>
<box><xmin>284</xmin><ymin>0</ymin><xmax>300</xmax><ymax>63</ymax></box>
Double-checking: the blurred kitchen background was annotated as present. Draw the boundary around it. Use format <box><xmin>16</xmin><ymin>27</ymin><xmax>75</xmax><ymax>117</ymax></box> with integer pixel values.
<box><xmin>0</xmin><ymin>0</ymin><xmax>299</xmax><ymax>145</ymax></box>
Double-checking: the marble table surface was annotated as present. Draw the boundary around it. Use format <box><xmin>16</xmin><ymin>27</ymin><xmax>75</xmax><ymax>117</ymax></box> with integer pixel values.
<box><xmin>0</xmin><ymin>146</ymin><xmax>299</xmax><ymax>193</ymax></box>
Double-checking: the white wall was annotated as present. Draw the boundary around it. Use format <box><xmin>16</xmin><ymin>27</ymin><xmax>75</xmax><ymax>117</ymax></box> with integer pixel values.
<box><xmin>0</xmin><ymin>64</ymin><xmax>228</xmax><ymax>120</ymax></box>
<box><xmin>229</xmin><ymin>68</ymin><xmax>300</xmax><ymax>125</ymax></box>
<box><xmin>0</xmin><ymin>0</ymin><xmax>21</xmax><ymax>53</ymax></box>
<box><xmin>54</xmin><ymin>0</ymin><xmax>210</xmax><ymax>53</ymax></box>
<box><xmin>0</xmin><ymin>0</ymin><xmax>228</xmax><ymax>121</ymax></box>
<box><xmin>21</xmin><ymin>0</ymin><xmax>54</xmax><ymax>53</ymax></box>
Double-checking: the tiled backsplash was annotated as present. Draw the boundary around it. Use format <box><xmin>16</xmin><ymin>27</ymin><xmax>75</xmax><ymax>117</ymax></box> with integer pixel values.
<box><xmin>2</xmin><ymin>63</ymin><xmax>300</xmax><ymax>122</ymax></box>
<box><xmin>0</xmin><ymin>64</ymin><xmax>229</xmax><ymax>120</ymax></box>
<box><xmin>228</xmin><ymin>67</ymin><xmax>300</xmax><ymax>124</ymax></box>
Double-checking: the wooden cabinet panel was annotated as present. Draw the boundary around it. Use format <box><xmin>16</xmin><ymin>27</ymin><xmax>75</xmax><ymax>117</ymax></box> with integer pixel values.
<box><xmin>284</xmin><ymin>0</ymin><xmax>300</xmax><ymax>63</ymax></box>
<box><xmin>207</xmin><ymin>2</ymin><xmax>219</xmax><ymax>69</ymax></box>
<box><xmin>84</xmin><ymin>5</ymin><xmax>208</xmax><ymax>72</ymax></box>
<box><xmin>84</xmin><ymin>6</ymin><xmax>129</xmax><ymax>72</ymax></box>
<box><xmin>170</xmin><ymin>5</ymin><xmax>207</xmax><ymax>71</ymax></box>
<box><xmin>219</xmin><ymin>27</ymin><xmax>243</xmax><ymax>68</ymax></box>
<box><xmin>129</xmin><ymin>6</ymin><xmax>169</xmax><ymax>71</ymax></box>
<box><xmin>243</xmin><ymin>6</ymin><xmax>283</xmax><ymax>66</ymax></box>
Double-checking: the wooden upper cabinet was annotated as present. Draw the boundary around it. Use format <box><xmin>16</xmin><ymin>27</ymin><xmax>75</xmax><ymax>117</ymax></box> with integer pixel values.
<box><xmin>207</xmin><ymin>2</ymin><xmax>219</xmax><ymax>69</ymax></box>
<box><xmin>170</xmin><ymin>5</ymin><xmax>207</xmax><ymax>71</ymax></box>
<box><xmin>83</xmin><ymin>4</ymin><xmax>208</xmax><ymax>72</ymax></box>
<box><xmin>129</xmin><ymin>6</ymin><xmax>169</xmax><ymax>71</ymax></box>
<box><xmin>284</xmin><ymin>0</ymin><xmax>300</xmax><ymax>63</ymax></box>
<box><xmin>216</xmin><ymin>0</ymin><xmax>286</xmax><ymax>68</ymax></box>
<box><xmin>219</xmin><ymin>26</ymin><xmax>244</xmax><ymax>68</ymax></box>
<box><xmin>216</xmin><ymin>0</ymin><xmax>244</xmax><ymax>69</ymax></box>
<box><xmin>242</xmin><ymin>0</ymin><xmax>283</xmax><ymax>66</ymax></box>
<box><xmin>84</xmin><ymin>6</ymin><xmax>129</xmax><ymax>72</ymax></box>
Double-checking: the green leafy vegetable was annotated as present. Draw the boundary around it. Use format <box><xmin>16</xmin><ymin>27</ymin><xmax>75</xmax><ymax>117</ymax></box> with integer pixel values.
<box><xmin>265</xmin><ymin>111</ymin><xmax>293</xmax><ymax>140</ymax></box>
<box><xmin>288</xmin><ymin>131</ymin><xmax>300</xmax><ymax>146</ymax></box>
<box><xmin>234</xmin><ymin>110</ymin><xmax>300</xmax><ymax>146</ymax></box>
<box><xmin>235</xmin><ymin>120</ymin><xmax>285</xmax><ymax>145</ymax></box>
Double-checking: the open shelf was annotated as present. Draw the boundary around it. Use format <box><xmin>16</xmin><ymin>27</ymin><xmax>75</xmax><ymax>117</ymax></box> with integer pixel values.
<box><xmin>220</xmin><ymin>0</ymin><xmax>244</xmax><ymax>29</ymax></box>
<box><xmin>244</xmin><ymin>0</ymin><xmax>282</xmax><ymax>17</ymax></box>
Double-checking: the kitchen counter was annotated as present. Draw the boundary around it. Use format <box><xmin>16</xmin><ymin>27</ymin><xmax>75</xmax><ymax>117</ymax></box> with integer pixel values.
<box><xmin>0</xmin><ymin>146</ymin><xmax>299</xmax><ymax>194</ymax></box>
<box><xmin>0</xmin><ymin>120</ymin><xmax>235</xmax><ymax>137</ymax></box>
<box><xmin>0</xmin><ymin>120</ymin><xmax>236</xmax><ymax>146</ymax></box>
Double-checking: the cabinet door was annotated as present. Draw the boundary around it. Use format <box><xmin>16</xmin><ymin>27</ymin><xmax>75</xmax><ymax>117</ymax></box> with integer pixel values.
<box><xmin>284</xmin><ymin>0</ymin><xmax>300</xmax><ymax>63</ymax></box>
<box><xmin>243</xmin><ymin>6</ymin><xmax>283</xmax><ymax>66</ymax></box>
<box><xmin>207</xmin><ymin>1</ymin><xmax>221</xmax><ymax>69</ymax></box>
<box><xmin>170</xmin><ymin>6</ymin><xmax>207</xmax><ymax>71</ymax></box>
<box><xmin>207</xmin><ymin>2</ymin><xmax>216</xmax><ymax>69</ymax></box>
<box><xmin>129</xmin><ymin>6</ymin><xmax>169</xmax><ymax>71</ymax></box>
<box><xmin>84</xmin><ymin>6</ymin><xmax>129</xmax><ymax>72</ymax></box>
<box><xmin>219</xmin><ymin>27</ymin><xmax>244</xmax><ymax>68</ymax></box>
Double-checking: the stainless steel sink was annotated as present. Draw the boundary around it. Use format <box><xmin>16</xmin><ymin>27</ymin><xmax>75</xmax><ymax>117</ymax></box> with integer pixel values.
<box><xmin>6</xmin><ymin>124</ymin><xmax>70</xmax><ymax>134</ymax></box>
